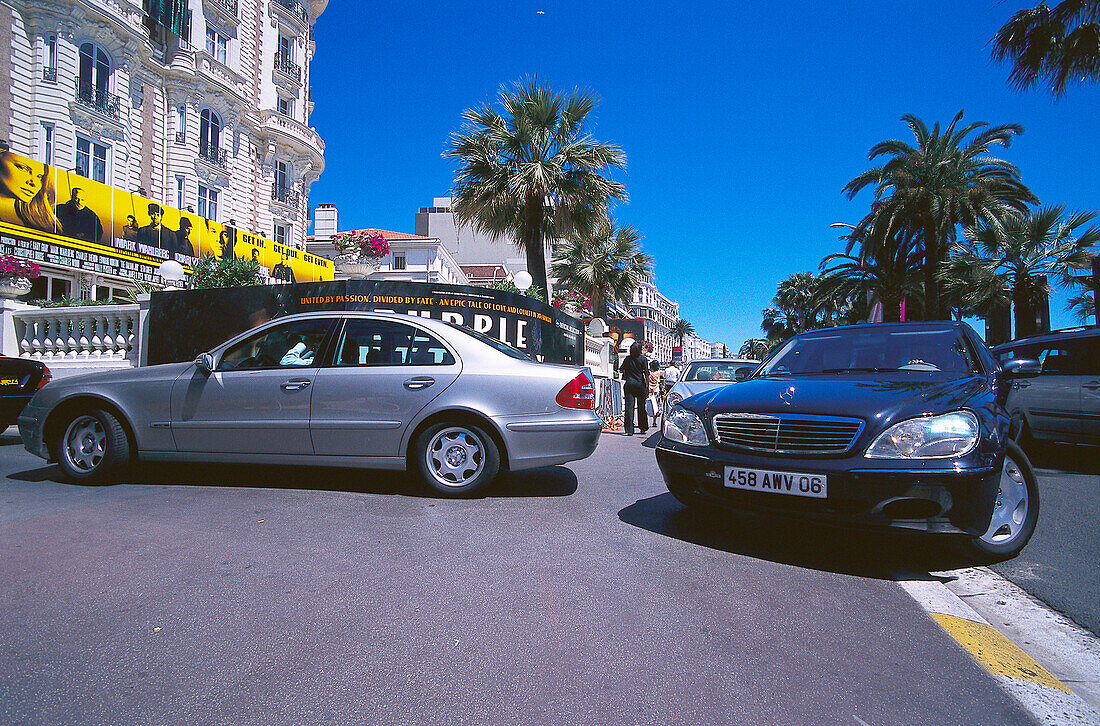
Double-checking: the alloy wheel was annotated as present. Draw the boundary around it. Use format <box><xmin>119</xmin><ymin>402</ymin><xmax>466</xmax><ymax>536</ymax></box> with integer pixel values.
<box><xmin>980</xmin><ymin>452</ymin><xmax>1029</xmax><ymax>546</ymax></box>
<box><xmin>63</xmin><ymin>415</ymin><xmax>107</xmax><ymax>473</ymax></box>
<box><xmin>425</xmin><ymin>427</ymin><xmax>486</xmax><ymax>488</ymax></box>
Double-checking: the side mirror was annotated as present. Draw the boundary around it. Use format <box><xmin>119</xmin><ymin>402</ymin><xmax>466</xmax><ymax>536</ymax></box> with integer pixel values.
<box><xmin>734</xmin><ymin>365</ymin><xmax>756</xmax><ymax>382</ymax></box>
<box><xmin>195</xmin><ymin>352</ymin><xmax>215</xmax><ymax>374</ymax></box>
<box><xmin>1001</xmin><ymin>358</ymin><xmax>1041</xmax><ymax>378</ymax></box>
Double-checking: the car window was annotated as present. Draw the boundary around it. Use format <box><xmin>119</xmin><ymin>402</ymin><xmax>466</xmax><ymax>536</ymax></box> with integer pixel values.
<box><xmin>334</xmin><ymin>319</ymin><xmax>455</xmax><ymax>367</ymax></box>
<box><xmin>443</xmin><ymin>322</ymin><xmax>531</xmax><ymax>360</ymax></box>
<box><xmin>219</xmin><ymin>319</ymin><xmax>332</xmax><ymax>371</ymax></box>
<box><xmin>1073</xmin><ymin>338</ymin><xmax>1100</xmax><ymax>375</ymax></box>
<box><xmin>1038</xmin><ymin>347</ymin><xmax>1074</xmax><ymax>374</ymax></box>
<box><xmin>683</xmin><ymin>362</ymin><xmax>752</xmax><ymax>381</ymax></box>
<box><xmin>760</xmin><ymin>328</ymin><xmax>982</xmax><ymax>376</ymax></box>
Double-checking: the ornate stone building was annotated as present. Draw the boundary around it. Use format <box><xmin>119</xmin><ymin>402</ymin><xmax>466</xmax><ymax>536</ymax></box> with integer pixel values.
<box><xmin>0</xmin><ymin>0</ymin><xmax>326</xmax><ymax>299</ymax></box>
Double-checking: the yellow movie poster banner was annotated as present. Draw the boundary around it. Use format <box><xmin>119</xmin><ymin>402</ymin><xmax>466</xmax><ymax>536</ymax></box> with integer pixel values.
<box><xmin>0</xmin><ymin>149</ymin><xmax>332</xmax><ymax>282</ymax></box>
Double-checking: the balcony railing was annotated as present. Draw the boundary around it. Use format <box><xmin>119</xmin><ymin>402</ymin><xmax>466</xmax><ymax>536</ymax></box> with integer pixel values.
<box><xmin>272</xmin><ymin>184</ymin><xmax>300</xmax><ymax>206</ymax></box>
<box><xmin>43</xmin><ymin>66</ymin><xmax>58</xmax><ymax>83</ymax></box>
<box><xmin>274</xmin><ymin>0</ymin><xmax>308</xmax><ymax>22</ymax></box>
<box><xmin>274</xmin><ymin>51</ymin><xmax>301</xmax><ymax>82</ymax></box>
<box><xmin>75</xmin><ymin>81</ymin><xmax>121</xmax><ymax>120</ymax></box>
<box><xmin>198</xmin><ymin>143</ymin><xmax>229</xmax><ymax>169</ymax></box>
<box><xmin>12</xmin><ymin>305</ymin><xmax>139</xmax><ymax>364</ymax></box>
<box><xmin>215</xmin><ymin>0</ymin><xmax>238</xmax><ymax>17</ymax></box>
<box><xmin>175</xmin><ymin>131</ymin><xmax>186</xmax><ymax>144</ymax></box>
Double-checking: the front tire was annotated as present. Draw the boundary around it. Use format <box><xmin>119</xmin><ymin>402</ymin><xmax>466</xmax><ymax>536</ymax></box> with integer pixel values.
<box><xmin>414</xmin><ymin>422</ymin><xmax>500</xmax><ymax>496</ymax></box>
<box><xmin>56</xmin><ymin>409</ymin><xmax>131</xmax><ymax>484</ymax></box>
<box><xmin>965</xmin><ymin>440</ymin><xmax>1039</xmax><ymax>560</ymax></box>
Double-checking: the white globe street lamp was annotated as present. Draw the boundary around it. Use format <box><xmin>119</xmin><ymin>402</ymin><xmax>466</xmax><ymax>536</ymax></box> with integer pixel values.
<box><xmin>513</xmin><ymin>270</ymin><xmax>532</xmax><ymax>292</ymax></box>
<box><xmin>158</xmin><ymin>259</ymin><xmax>186</xmax><ymax>289</ymax></box>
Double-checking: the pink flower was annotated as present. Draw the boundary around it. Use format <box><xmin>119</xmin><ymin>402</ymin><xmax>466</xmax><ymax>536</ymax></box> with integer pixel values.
<box><xmin>0</xmin><ymin>255</ymin><xmax>39</xmax><ymax>279</ymax></box>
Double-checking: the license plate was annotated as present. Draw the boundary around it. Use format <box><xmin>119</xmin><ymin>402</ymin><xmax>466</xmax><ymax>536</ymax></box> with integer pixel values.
<box><xmin>0</xmin><ymin>378</ymin><xmax>19</xmax><ymax>386</ymax></box>
<box><xmin>724</xmin><ymin>466</ymin><xmax>827</xmax><ymax>499</ymax></box>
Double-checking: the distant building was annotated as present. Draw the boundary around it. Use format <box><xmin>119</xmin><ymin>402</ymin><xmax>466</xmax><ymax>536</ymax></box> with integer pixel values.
<box><xmin>415</xmin><ymin>197</ymin><xmax>553</xmax><ymax>287</ymax></box>
<box><xmin>629</xmin><ymin>272</ymin><xmax>679</xmax><ymax>363</ymax></box>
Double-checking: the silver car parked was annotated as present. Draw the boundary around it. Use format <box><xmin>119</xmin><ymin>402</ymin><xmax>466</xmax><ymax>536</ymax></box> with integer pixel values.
<box><xmin>18</xmin><ymin>311</ymin><xmax>602</xmax><ymax>495</ymax></box>
<box><xmin>664</xmin><ymin>358</ymin><xmax>759</xmax><ymax>415</ymax></box>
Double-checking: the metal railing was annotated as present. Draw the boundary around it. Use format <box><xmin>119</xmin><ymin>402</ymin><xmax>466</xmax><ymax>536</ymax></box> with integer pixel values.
<box><xmin>75</xmin><ymin>81</ymin><xmax>121</xmax><ymax>120</ymax></box>
<box><xmin>273</xmin><ymin>0</ymin><xmax>308</xmax><ymax>22</ymax></box>
<box><xmin>43</xmin><ymin>67</ymin><xmax>58</xmax><ymax>83</ymax></box>
<box><xmin>274</xmin><ymin>51</ymin><xmax>301</xmax><ymax>82</ymax></box>
<box><xmin>175</xmin><ymin>131</ymin><xmax>186</xmax><ymax>144</ymax></box>
<box><xmin>272</xmin><ymin>184</ymin><xmax>301</xmax><ymax>206</ymax></box>
<box><xmin>215</xmin><ymin>0</ymin><xmax>238</xmax><ymax>17</ymax></box>
<box><xmin>12</xmin><ymin>305</ymin><xmax>139</xmax><ymax>363</ymax></box>
<box><xmin>198</xmin><ymin>143</ymin><xmax>229</xmax><ymax>169</ymax></box>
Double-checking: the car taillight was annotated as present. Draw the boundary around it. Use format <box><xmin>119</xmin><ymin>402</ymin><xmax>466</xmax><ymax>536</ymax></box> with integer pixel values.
<box><xmin>36</xmin><ymin>367</ymin><xmax>52</xmax><ymax>390</ymax></box>
<box><xmin>556</xmin><ymin>371</ymin><xmax>595</xmax><ymax>410</ymax></box>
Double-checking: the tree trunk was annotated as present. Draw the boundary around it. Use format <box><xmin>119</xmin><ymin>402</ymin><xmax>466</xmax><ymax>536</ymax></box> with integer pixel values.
<box><xmin>1013</xmin><ymin>285</ymin><xmax>1038</xmax><ymax>339</ymax></box>
<box><xmin>922</xmin><ymin>220</ymin><xmax>943</xmax><ymax>321</ymax></box>
<box><xmin>591</xmin><ymin>290</ymin><xmax>606</xmax><ymax>320</ymax></box>
<box><xmin>524</xmin><ymin>201</ymin><xmax>549</xmax><ymax>298</ymax></box>
<box><xmin>881</xmin><ymin>295</ymin><xmax>902</xmax><ymax>323</ymax></box>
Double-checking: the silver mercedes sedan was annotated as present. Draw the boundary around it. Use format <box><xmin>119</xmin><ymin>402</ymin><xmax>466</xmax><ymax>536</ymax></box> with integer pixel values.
<box><xmin>664</xmin><ymin>357</ymin><xmax>759</xmax><ymax>415</ymax></box>
<box><xmin>18</xmin><ymin>311</ymin><xmax>603</xmax><ymax>496</ymax></box>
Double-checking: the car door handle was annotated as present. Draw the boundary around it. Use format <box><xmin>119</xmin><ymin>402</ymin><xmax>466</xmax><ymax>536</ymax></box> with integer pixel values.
<box><xmin>1084</xmin><ymin>382</ymin><xmax>1100</xmax><ymax>390</ymax></box>
<box><xmin>404</xmin><ymin>376</ymin><xmax>435</xmax><ymax>390</ymax></box>
<box><xmin>281</xmin><ymin>378</ymin><xmax>312</xmax><ymax>391</ymax></box>
<box><xmin>1014</xmin><ymin>382</ymin><xmax>1030</xmax><ymax>389</ymax></box>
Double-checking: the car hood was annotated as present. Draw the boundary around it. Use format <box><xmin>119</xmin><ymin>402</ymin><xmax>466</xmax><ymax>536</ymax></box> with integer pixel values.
<box><xmin>674</xmin><ymin>380</ymin><xmax>734</xmax><ymax>398</ymax></box>
<box><xmin>689</xmin><ymin>373</ymin><xmax>991</xmax><ymax>428</ymax></box>
<box><xmin>46</xmin><ymin>362</ymin><xmax>195</xmax><ymax>389</ymax></box>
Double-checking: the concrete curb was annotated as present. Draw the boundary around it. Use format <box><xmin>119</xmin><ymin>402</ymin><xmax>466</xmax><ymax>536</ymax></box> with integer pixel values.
<box><xmin>897</xmin><ymin>568</ymin><xmax>1100</xmax><ymax>725</ymax></box>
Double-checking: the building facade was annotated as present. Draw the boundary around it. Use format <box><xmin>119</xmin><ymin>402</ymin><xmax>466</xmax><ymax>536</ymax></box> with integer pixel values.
<box><xmin>629</xmin><ymin>272</ymin><xmax>679</xmax><ymax>363</ymax></box>
<box><xmin>1</xmin><ymin>0</ymin><xmax>326</xmax><ymax>299</ymax></box>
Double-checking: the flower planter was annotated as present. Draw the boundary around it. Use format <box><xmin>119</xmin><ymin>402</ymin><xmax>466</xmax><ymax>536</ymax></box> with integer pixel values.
<box><xmin>335</xmin><ymin>256</ymin><xmax>382</xmax><ymax>278</ymax></box>
<box><xmin>0</xmin><ymin>276</ymin><xmax>32</xmax><ymax>299</ymax></box>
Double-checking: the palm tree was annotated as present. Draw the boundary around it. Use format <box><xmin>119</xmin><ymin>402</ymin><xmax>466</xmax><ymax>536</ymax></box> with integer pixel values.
<box><xmin>992</xmin><ymin>0</ymin><xmax>1100</xmax><ymax>98</ymax></box>
<box><xmin>670</xmin><ymin>319</ymin><xmax>695</xmax><ymax>351</ymax></box>
<box><xmin>947</xmin><ymin>205</ymin><xmax>1099</xmax><ymax>337</ymax></box>
<box><xmin>550</xmin><ymin>221</ymin><xmax>652</xmax><ymax>319</ymax></box>
<box><xmin>844</xmin><ymin>111</ymin><xmax>1036</xmax><ymax>321</ymax></box>
<box><xmin>443</xmin><ymin>77</ymin><xmax>627</xmax><ymax>296</ymax></box>
<box><xmin>738</xmin><ymin>338</ymin><xmax>770</xmax><ymax>359</ymax></box>
<box><xmin>820</xmin><ymin>231</ymin><xmax>924</xmax><ymax>324</ymax></box>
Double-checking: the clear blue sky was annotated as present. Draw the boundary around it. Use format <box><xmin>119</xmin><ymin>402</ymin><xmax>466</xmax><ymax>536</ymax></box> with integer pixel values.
<box><xmin>307</xmin><ymin>0</ymin><xmax>1099</xmax><ymax>348</ymax></box>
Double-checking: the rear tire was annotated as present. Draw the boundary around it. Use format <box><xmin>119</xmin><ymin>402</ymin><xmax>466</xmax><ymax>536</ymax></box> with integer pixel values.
<box><xmin>414</xmin><ymin>422</ymin><xmax>500</xmax><ymax>497</ymax></box>
<box><xmin>55</xmin><ymin>408</ymin><xmax>131</xmax><ymax>484</ymax></box>
<box><xmin>964</xmin><ymin>441</ymin><xmax>1039</xmax><ymax>561</ymax></box>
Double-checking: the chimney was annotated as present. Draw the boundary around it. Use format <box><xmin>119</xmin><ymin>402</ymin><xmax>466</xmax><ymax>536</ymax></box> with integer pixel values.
<box><xmin>314</xmin><ymin>203</ymin><xmax>338</xmax><ymax>239</ymax></box>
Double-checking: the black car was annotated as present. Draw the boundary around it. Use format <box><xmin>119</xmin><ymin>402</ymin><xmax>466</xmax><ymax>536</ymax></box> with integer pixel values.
<box><xmin>655</xmin><ymin>322</ymin><xmax>1041</xmax><ymax>559</ymax></box>
<box><xmin>992</xmin><ymin>327</ymin><xmax>1100</xmax><ymax>446</ymax></box>
<box><xmin>0</xmin><ymin>357</ymin><xmax>50</xmax><ymax>430</ymax></box>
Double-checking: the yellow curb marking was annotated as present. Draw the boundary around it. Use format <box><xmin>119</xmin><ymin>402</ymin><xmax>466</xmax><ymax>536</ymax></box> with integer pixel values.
<box><xmin>931</xmin><ymin>613</ymin><xmax>1071</xmax><ymax>693</ymax></box>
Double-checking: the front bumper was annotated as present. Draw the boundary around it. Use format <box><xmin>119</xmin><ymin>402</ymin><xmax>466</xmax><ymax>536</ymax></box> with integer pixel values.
<box><xmin>655</xmin><ymin>440</ymin><xmax>1000</xmax><ymax>536</ymax></box>
<box><xmin>17</xmin><ymin>402</ymin><xmax>49</xmax><ymax>460</ymax></box>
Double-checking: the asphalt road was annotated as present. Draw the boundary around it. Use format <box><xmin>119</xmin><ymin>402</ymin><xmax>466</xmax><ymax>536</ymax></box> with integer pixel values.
<box><xmin>991</xmin><ymin>442</ymin><xmax>1100</xmax><ymax>635</ymax></box>
<box><xmin>0</xmin><ymin>429</ymin><xmax>1036</xmax><ymax>725</ymax></box>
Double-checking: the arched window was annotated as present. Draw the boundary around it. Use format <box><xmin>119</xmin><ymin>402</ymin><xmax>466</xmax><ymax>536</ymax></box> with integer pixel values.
<box><xmin>78</xmin><ymin>43</ymin><xmax>113</xmax><ymax>114</ymax></box>
<box><xmin>199</xmin><ymin>110</ymin><xmax>222</xmax><ymax>163</ymax></box>
<box><xmin>199</xmin><ymin>109</ymin><xmax>221</xmax><ymax>151</ymax></box>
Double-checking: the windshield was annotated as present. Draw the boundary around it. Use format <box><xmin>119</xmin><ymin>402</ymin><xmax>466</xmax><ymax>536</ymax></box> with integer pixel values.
<box><xmin>445</xmin><ymin>322</ymin><xmax>532</xmax><ymax>361</ymax></box>
<box><xmin>758</xmin><ymin>328</ymin><xmax>981</xmax><ymax>377</ymax></box>
<box><xmin>683</xmin><ymin>360</ymin><xmax>756</xmax><ymax>382</ymax></box>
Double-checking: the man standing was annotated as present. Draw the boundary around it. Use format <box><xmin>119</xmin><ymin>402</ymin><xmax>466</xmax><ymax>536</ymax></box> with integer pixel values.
<box><xmin>135</xmin><ymin>203</ymin><xmax>171</xmax><ymax>246</ymax></box>
<box><xmin>55</xmin><ymin>188</ymin><xmax>104</xmax><ymax>242</ymax></box>
<box><xmin>662</xmin><ymin>361</ymin><xmax>681</xmax><ymax>394</ymax></box>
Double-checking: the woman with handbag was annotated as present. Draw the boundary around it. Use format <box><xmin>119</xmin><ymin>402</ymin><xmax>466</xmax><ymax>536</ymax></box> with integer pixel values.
<box><xmin>618</xmin><ymin>341</ymin><xmax>649</xmax><ymax>436</ymax></box>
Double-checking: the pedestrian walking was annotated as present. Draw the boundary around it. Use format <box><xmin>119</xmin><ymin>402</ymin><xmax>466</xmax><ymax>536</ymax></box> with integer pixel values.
<box><xmin>618</xmin><ymin>341</ymin><xmax>649</xmax><ymax>436</ymax></box>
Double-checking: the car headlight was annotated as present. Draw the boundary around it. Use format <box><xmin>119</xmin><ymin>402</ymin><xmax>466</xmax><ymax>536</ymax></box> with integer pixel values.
<box><xmin>665</xmin><ymin>392</ymin><xmax>683</xmax><ymax>415</ymax></box>
<box><xmin>664</xmin><ymin>406</ymin><xmax>709</xmax><ymax>446</ymax></box>
<box><xmin>865</xmin><ymin>410</ymin><xmax>980</xmax><ymax>459</ymax></box>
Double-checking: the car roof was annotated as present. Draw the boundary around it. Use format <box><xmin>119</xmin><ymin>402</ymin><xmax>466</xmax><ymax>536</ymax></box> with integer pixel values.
<box><xmin>684</xmin><ymin>358</ymin><xmax>758</xmax><ymax>365</ymax></box>
<box><xmin>991</xmin><ymin>327</ymin><xmax>1100</xmax><ymax>350</ymax></box>
<box><xmin>797</xmin><ymin>321</ymin><xmax>971</xmax><ymax>336</ymax></box>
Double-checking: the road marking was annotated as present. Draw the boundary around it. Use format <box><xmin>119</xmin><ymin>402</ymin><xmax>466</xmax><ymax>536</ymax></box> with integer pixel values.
<box><xmin>930</xmin><ymin>613</ymin><xmax>1071</xmax><ymax>693</ymax></box>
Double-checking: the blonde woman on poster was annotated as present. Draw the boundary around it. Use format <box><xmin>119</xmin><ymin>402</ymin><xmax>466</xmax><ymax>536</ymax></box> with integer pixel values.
<box><xmin>0</xmin><ymin>151</ymin><xmax>61</xmax><ymax>233</ymax></box>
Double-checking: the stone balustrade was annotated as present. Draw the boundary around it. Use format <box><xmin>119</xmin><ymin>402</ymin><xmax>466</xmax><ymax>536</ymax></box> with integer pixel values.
<box><xmin>11</xmin><ymin>305</ymin><xmax>140</xmax><ymax>364</ymax></box>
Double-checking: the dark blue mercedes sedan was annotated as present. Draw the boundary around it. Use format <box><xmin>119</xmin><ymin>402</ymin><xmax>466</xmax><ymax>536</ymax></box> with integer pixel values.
<box><xmin>655</xmin><ymin>322</ymin><xmax>1041</xmax><ymax>559</ymax></box>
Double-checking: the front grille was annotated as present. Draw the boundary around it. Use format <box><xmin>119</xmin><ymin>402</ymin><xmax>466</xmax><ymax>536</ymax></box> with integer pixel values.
<box><xmin>712</xmin><ymin>413</ymin><xmax>864</xmax><ymax>455</ymax></box>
